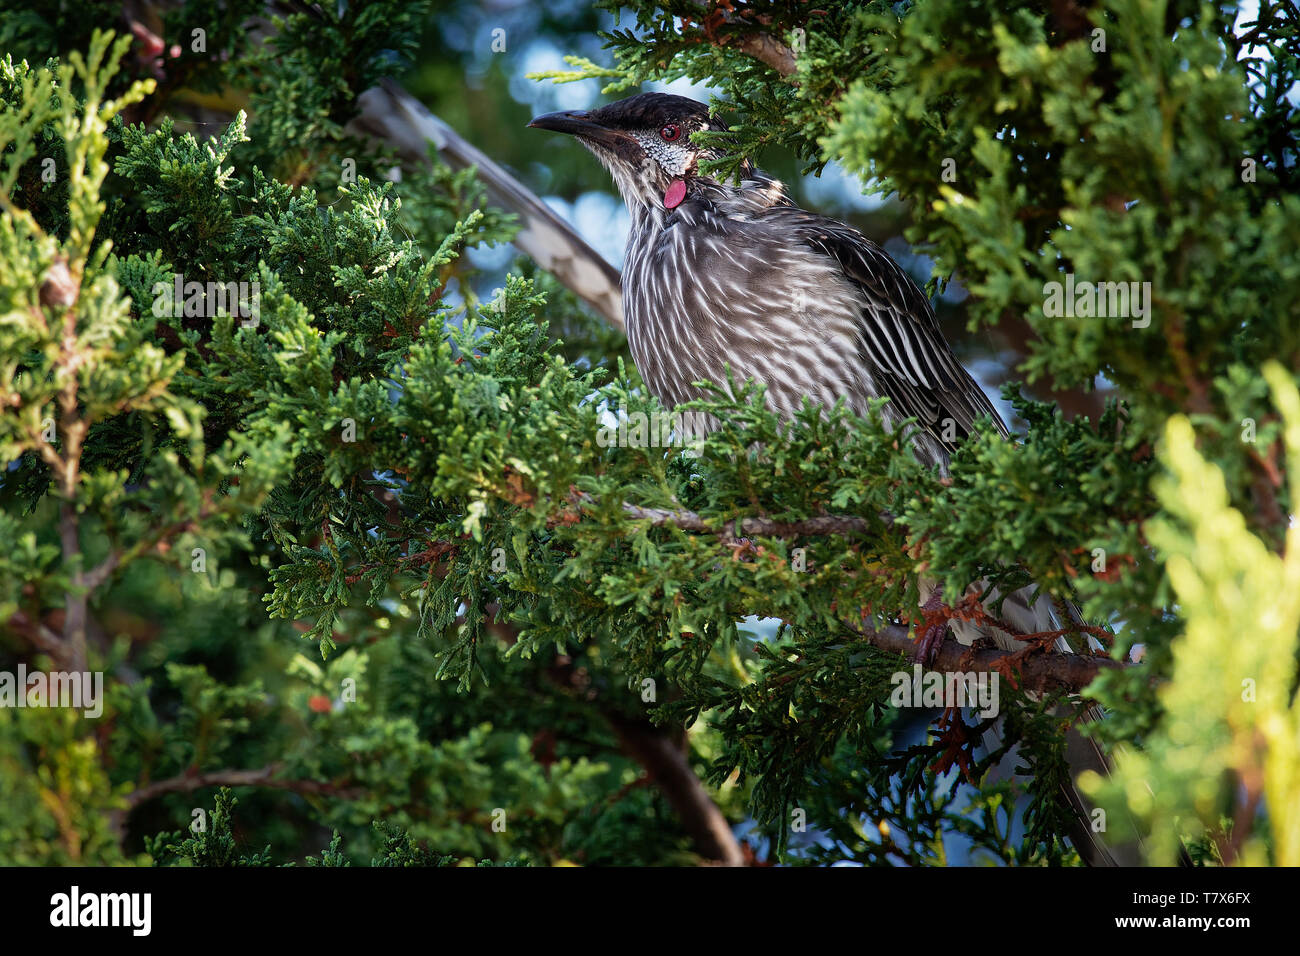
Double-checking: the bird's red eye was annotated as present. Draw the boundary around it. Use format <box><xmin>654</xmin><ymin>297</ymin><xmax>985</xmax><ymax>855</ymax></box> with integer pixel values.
<box><xmin>660</xmin><ymin>124</ymin><xmax>682</xmax><ymax>142</ymax></box>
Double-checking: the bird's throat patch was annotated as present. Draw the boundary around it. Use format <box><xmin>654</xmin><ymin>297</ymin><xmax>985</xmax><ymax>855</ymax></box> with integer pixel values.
<box><xmin>663</xmin><ymin>179</ymin><xmax>686</xmax><ymax>209</ymax></box>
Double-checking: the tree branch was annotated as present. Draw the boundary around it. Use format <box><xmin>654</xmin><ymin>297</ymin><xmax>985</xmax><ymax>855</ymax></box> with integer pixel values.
<box><xmin>621</xmin><ymin>502</ymin><xmax>888</xmax><ymax>539</ymax></box>
<box><xmin>686</xmin><ymin>2</ymin><xmax>799</xmax><ymax>78</ymax></box>
<box><xmin>618</xmin><ymin>501</ymin><xmax>1127</xmax><ymax>694</ymax></box>
<box><xmin>734</xmin><ymin>32</ymin><xmax>798</xmax><ymax>77</ymax></box>
<box><xmin>848</xmin><ymin>618</ymin><xmax>1130</xmax><ymax>695</ymax></box>
<box><xmin>603</xmin><ymin>710</ymin><xmax>747</xmax><ymax>866</ymax></box>
<box><xmin>482</xmin><ymin>605</ymin><xmax>747</xmax><ymax>866</ymax></box>
<box><xmin>5</xmin><ymin>609</ymin><xmax>68</xmax><ymax>665</ymax></box>
<box><xmin>109</xmin><ymin>764</ymin><xmax>362</xmax><ymax>847</ymax></box>
<box><xmin>122</xmin><ymin>764</ymin><xmax>361</xmax><ymax>811</ymax></box>
<box><xmin>352</xmin><ymin>80</ymin><xmax>625</xmax><ymax>329</ymax></box>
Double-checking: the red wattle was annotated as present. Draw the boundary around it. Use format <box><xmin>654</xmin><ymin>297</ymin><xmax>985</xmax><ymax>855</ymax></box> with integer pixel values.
<box><xmin>664</xmin><ymin>180</ymin><xmax>687</xmax><ymax>209</ymax></box>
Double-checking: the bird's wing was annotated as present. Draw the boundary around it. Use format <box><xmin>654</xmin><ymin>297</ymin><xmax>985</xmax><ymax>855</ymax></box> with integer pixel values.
<box><xmin>760</xmin><ymin>206</ymin><xmax>1009</xmax><ymax>450</ymax></box>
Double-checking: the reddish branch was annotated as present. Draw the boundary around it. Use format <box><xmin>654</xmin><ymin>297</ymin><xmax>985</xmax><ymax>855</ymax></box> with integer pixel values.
<box><xmin>109</xmin><ymin>763</ymin><xmax>363</xmax><ymax>843</ymax></box>
<box><xmin>343</xmin><ymin>540</ymin><xmax>458</xmax><ymax>586</ymax></box>
<box><xmin>849</xmin><ymin>617</ymin><xmax>1128</xmax><ymax>696</ymax></box>
<box><xmin>5</xmin><ymin>609</ymin><xmax>66</xmax><ymax>660</ymax></box>
<box><xmin>608</xmin><ymin>499</ymin><xmax>1125</xmax><ymax>693</ymax></box>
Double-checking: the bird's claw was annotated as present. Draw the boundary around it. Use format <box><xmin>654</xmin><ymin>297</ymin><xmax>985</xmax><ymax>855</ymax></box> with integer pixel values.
<box><xmin>913</xmin><ymin>621</ymin><xmax>948</xmax><ymax>665</ymax></box>
<box><xmin>913</xmin><ymin>590</ymin><xmax>948</xmax><ymax>665</ymax></box>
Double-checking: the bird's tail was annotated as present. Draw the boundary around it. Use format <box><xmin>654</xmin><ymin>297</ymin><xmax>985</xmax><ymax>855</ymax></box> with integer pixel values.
<box><xmin>919</xmin><ymin>575</ymin><xmax>1140</xmax><ymax>866</ymax></box>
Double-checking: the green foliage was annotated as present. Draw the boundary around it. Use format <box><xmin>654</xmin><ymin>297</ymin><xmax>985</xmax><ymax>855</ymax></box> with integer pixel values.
<box><xmin>0</xmin><ymin>19</ymin><xmax>702</xmax><ymax>867</ymax></box>
<box><xmin>1082</xmin><ymin>363</ymin><xmax>1300</xmax><ymax>865</ymax></box>
<box><xmin>524</xmin><ymin>0</ymin><xmax>1300</xmax><ymax>865</ymax></box>
<box><xmin>147</xmin><ymin>788</ymin><xmax>525</xmax><ymax>866</ymax></box>
<box><xmin>147</xmin><ymin>789</ymin><xmax>274</xmax><ymax>867</ymax></box>
<box><xmin>3</xmin><ymin>1</ymin><xmax>1298</xmax><ymax>867</ymax></box>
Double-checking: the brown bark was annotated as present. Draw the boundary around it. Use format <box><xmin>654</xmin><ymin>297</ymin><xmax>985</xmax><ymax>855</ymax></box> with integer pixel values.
<box><xmin>603</xmin><ymin>712</ymin><xmax>746</xmax><ymax>866</ymax></box>
<box><xmin>850</xmin><ymin>618</ymin><xmax>1129</xmax><ymax>696</ymax></box>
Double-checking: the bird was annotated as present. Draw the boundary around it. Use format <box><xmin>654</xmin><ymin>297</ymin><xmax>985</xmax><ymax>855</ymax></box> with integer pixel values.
<box><xmin>528</xmin><ymin>92</ymin><xmax>1001</xmax><ymax>467</ymax></box>
<box><xmin>529</xmin><ymin>92</ymin><xmax>1131</xmax><ymax>864</ymax></box>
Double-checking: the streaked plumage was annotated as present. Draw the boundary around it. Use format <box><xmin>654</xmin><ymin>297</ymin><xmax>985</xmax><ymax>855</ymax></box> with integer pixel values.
<box><xmin>532</xmin><ymin>93</ymin><xmax>1003</xmax><ymax>466</ymax></box>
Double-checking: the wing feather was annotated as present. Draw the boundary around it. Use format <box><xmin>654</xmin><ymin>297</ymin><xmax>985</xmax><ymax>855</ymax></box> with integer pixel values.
<box><xmin>760</xmin><ymin>206</ymin><xmax>1009</xmax><ymax>452</ymax></box>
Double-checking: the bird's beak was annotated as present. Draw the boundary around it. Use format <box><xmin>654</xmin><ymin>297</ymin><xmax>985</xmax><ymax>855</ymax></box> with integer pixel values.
<box><xmin>528</xmin><ymin>110</ymin><xmax>642</xmax><ymax>160</ymax></box>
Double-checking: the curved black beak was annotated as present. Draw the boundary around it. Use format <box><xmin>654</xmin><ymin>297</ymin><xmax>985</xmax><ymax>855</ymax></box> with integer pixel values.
<box><xmin>528</xmin><ymin>110</ymin><xmax>641</xmax><ymax>159</ymax></box>
<box><xmin>527</xmin><ymin>109</ymin><xmax>598</xmax><ymax>135</ymax></box>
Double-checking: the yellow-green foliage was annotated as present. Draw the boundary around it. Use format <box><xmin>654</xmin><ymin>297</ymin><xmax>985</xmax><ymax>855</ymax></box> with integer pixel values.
<box><xmin>1082</xmin><ymin>361</ymin><xmax>1300</xmax><ymax>865</ymax></box>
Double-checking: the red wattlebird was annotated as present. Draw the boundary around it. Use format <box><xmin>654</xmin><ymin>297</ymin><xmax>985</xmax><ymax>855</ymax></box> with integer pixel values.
<box><xmin>531</xmin><ymin>93</ymin><xmax>1130</xmax><ymax>865</ymax></box>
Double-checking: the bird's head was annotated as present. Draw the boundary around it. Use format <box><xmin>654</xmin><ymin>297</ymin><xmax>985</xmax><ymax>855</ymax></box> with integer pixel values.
<box><xmin>529</xmin><ymin>93</ymin><xmax>750</xmax><ymax>214</ymax></box>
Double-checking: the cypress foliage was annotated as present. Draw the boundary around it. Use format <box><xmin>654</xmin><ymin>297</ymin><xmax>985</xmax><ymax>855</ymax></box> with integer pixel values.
<box><xmin>1</xmin><ymin>1</ymin><xmax>1297</xmax><ymax>866</ymax></box>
